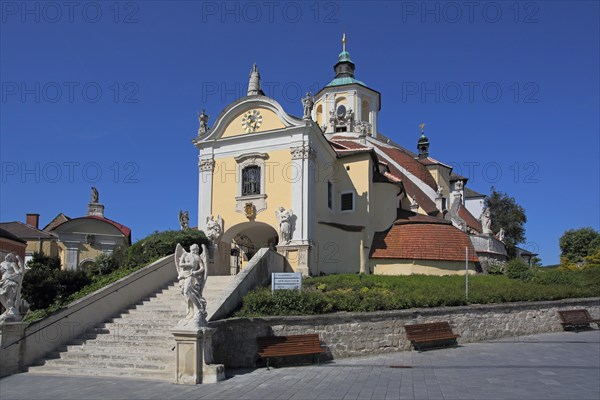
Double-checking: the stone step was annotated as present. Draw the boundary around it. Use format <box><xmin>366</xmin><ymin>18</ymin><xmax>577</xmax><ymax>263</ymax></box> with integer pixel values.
<box><xmin>30</xmin><ymin>274</ymin><xmax>237</xmax><ymax>380</ymax></box>
<box><xmin>107</xmin><ymin>318</ymin><xmax>180</xmax><ymax>325</ymax></box>
<box><xmin>40</xmin><ymin>357</ymin><xmax>173</xmax><ymax>371</ymax></box>
<box><xmin>28</xmin><ymin>365</ymin><xmax>174</xmax><ymax>380</ymax></box>
<box><xmin>88</xmin><ymin>327</ymin><xmax>176</xmax><ymax>337</ymax></box>
<box><xmin>82</xmin><ymin>332</ymin><xmax>174</xmax><ymax>343</ymax></box>
<box><xmin>47</xmin><ymin>350</ymin><xmax>173</xmax><ymax>363</ymax></box>
<box><xmin>61</xmin><ymin>343</ymin><xmax>175</xmax><ymax>355</ymax></box>
<box><xmin>69</xmin><ymin>337</ymin><xmax>175</xmax><ymax>348</ymax></box>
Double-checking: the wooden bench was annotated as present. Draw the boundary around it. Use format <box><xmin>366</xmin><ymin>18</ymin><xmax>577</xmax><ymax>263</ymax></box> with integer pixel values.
<box><xmin>257</xmin><ymin>334</ymin><xmax>325</xmax><ymax>369</ymax></box>
<box><xmin>558</xmin><ymin>309</ymin><xmax>600</xmax><ymax>331</ymax></box>
<box><xmin>404</xmin><ymin>322</ymin><xmax>460</xmax><ymax>351</ymax></box>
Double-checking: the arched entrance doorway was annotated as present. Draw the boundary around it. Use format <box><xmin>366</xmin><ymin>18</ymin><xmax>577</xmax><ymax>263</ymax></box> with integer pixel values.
<box><xmin>220</xmin><ymin>222</ymin><xmax>278</xmax><ymax>275</ymax></box>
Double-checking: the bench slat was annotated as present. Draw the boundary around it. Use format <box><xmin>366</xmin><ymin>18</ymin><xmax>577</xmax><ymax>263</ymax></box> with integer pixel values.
<box><xmin>404</xmin><ymin>322</ymin><xmax>459</xmax><ymax>351</ymax></box>
<box><xmin>256</xmin><ymin>334</ymin><xmax>325</xmax><ymax>366</ymax></box>
<box><xmin>557</xmin><ymin>309</ymin><xmax>600</xmax><ymax>330</ymax></box>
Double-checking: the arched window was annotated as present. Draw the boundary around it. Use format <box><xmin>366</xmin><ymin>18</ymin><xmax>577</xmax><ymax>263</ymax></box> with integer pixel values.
<box><xmin>316</xmin><ymin>104</ymin><xmax>323</xmax><ymax>127</ymax></box>
<box><xmin>242</xmin><ymin>166</ymin><xmax>261</xmax><ymax>196</ymax></box>
<box><xmin>361</xmin><ymin>100</ymin><xmax>370</xmax><ymax>123</ymax></box>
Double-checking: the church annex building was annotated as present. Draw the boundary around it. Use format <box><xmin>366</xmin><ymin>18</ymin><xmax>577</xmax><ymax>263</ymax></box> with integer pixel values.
<box><xmin>194</xmin><ymin>37</ymin><xmax>507</xmax><ymax>277</ymax></box>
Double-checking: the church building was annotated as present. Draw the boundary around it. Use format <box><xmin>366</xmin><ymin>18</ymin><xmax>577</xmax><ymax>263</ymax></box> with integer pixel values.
<box><xmin>194</xmin><ymin>36</ymin><xmax>506</xmax><ymax>276</ymax></box>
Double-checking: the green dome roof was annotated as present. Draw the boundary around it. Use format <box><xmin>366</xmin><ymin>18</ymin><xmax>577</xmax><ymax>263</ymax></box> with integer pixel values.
<box><xmin>326</xmin><ymin>77</ymin><xmax>367</xmax><ymax>88</ymax></box>
<box><xmin>338</xmin><ymin>51</ymin><xmax>353</xmax><ymax>63</ymax></box>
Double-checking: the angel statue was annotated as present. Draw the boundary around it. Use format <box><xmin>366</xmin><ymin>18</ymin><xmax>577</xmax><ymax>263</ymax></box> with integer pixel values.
<box><xmin>480</xmin><ymin>208</ymin><xmax>493</xmax><ymax>235</ymax></box>
<box><xmin>275</xmin><ymin>207</ymin><xmax>294</xmax><ymax>244</ymax></box>
<box><xmin>91</xmin><ymin>186</ymin><xmax>99</xmax><ymax>203</ymax></box>
<box><xmin>497</xmin><ymin>228</ymin><xmax>506</xmax><ymax>243</ymax></box>
<box><xmin>174</xmin><ymin>243</ymin><xmax>209</xmax><ymax>329</ymax></box>
<box><xmin>178</xmin><ymin>210</ymin><xmax>190</xmax><ymax>230</ymax></box>
<box><xmin>0</xmin><ymin>253</ymin><xmax>29</xmax><ymax>324</ymax></box>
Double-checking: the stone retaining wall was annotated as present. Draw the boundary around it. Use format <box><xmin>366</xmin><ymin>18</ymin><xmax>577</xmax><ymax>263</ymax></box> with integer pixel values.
<box><xmin>210</xmin><ymin>297</ymin><xmax>600</xmax><ymax>368</ymax></box>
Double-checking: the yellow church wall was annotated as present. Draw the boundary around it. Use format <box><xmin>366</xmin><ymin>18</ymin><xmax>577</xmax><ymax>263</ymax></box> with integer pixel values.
<box><xmin>210</xmin><ymin>149</ymin><xmax>292</xmax><ymax>233</ymax></box>
<box><xmin>221</xmin><ymin>108</ymin><xmax>285</xmax><ymax>138</ymax></box>
<box><xmin>312</xmin><ymin>224</ymin><xmax>362</xmax><ymax>274</ymax></box>
<box><xmin>371</xmin><ymin>259</ymin><xmax>477</xmax><ymax>276</ymax></box>
<box><xmin>427</xmin><ymin>165</ymin><xmax>451</xmax><ymax>194</ymax></box>
<box><xmin>310</xmin><ymin>153</ymin><xmax>380</xmax><ymax>275</ymax></box>
<box><xmin>371</xmin><ymin>183</ymin><xmax>400</xmax><ymax>233</ymax></box>
<box><xmin>25</xmin><ymin>240</ymin><xmax>58</xmax><ymax>258</ymax></box>
<box><xmin>78</xmin><ymin>243</ymin><xmax>103</xmax><ymax>264</ymax></box>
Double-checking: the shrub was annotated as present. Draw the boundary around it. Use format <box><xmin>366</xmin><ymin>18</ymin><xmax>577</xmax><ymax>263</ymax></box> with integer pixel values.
<box><xmin>505</xmin><ymin>259</ymin><xmax>532</xmax><ymax>281</ymax></box>
<box><xmin>55</xmin><ymin>270</ymin><xmax>91</xmax><ymax>302</ymax></box>
<box><xmin>21</xmin><ymin>265</ymin><xmax>91</xmax><ymax>311</ymax></box>
<box><xmin>486</xmin><ymin>260</ymin><xmax>505</xmax><ymax>275</ymax></box>
<box><xmin>26</xmin><ymin>252</ymin><xmax>61</xmax><ymax>271</ymax></box>
<box><xmin>87</xmin><ymin>252</ymin><xmax>121</xmax><ymax>276</ymax></box>
<box><xmin>21</xmin><ymin>268</ymin><xmax>59</xmax><ymax>310</ymax></box>
<box><xmin>122</xmin><ymin>230</ymin><xmax>209</xmax><ymax>269</ymax></box>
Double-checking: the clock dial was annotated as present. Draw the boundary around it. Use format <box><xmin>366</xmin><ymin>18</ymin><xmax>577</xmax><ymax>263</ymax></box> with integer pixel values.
<box><xmin>242</xmin><ymin>110</ymin><xmax>263</xmax><ymax>132</ymax></box>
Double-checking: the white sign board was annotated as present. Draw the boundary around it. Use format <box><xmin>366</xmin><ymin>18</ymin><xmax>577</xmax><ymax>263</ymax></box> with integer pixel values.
<box><xmin>271</xmin><ymin>272</ymin><xmax>302</xmax><ymax>292</ymax></box>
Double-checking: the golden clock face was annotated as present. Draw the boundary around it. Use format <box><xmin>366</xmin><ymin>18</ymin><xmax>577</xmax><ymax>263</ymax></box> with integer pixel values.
<box><xmin>242</xmin><ymin>110</ymin><xmax>262</xmax><ymax>132</ymax></box>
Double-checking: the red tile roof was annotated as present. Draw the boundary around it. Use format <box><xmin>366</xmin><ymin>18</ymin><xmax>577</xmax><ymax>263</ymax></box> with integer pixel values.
<box><xmin>370</xmin><ymin>222</ymin><xmax>479</xmax><ymax>262</ymax></box>
<box><xmin>417</xmin><ymin>156</ymin><xmax>452</xmax><ymax>169</ymax></box>
<box><xmin>458</xmin><ymin>204</ymin><xmax>482</xmax><ymax>233</ymax></box>
<box><xmin>372</xmin><ymin>143</ymin><xmax>438</xmax><ymax>191</ymax></box>
<box><xmin>331</xmin><ymin>139</ymin><xmax>370</xmax><ymax>150</ymax></box>
<box><xmin>394</xmin><ymin>209</ymin><xmax>449</xmax><ymax>225</ymax></box>
<box><xmin>378</xmin><ymin>159</ymin><xmax>439</xmax><ymax>216</ymax></box>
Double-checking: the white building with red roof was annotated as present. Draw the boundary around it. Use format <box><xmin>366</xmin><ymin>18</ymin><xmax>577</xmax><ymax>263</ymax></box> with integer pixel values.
<box><xmin>1</xmin><ymin>189</ymin><xmax>131</xmax><ymax>271</ymax></box>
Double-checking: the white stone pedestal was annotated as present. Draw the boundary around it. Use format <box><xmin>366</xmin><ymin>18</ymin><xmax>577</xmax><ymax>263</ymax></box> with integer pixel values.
<box><xmin>0</xmin><ymin>322</ymin><xmax>27</xmax><ymax>377</ymax></box>
<box><xmin>171</xmin><ymin>327</ymin><xmax>225</xmax><ymax>384</ymax></box>
<box><xmin>276</xmin><ymin>243</ymin><xmax>311</xmax><ymax>276</ymax></box>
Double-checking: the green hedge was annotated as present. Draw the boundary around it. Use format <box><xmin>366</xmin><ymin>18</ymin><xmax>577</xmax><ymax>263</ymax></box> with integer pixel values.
<box><xmin>122</xmin><ymin>229</ymin><xmax>209</xmax><ymax>269</ymax></box>
<box><xmin>235</xmin><ymin>267</ymin><xmax>600</xmax><ymax>317</ymax></box>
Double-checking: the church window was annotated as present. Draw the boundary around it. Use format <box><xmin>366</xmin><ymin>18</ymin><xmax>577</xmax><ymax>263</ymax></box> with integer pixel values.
<box><xmin>361</xmin><ymin>100</ymin><xmax>370</xmax><ymax>122</ymax></box>
<box><xmin>242</xmin><ymin>166</ymin><xmax>261</xmax><ymax>196</ymax></box>
<box><xmin>340</xmin><ymin>192</ymin><xmax>354</xmax><ymax>212</ymax></box>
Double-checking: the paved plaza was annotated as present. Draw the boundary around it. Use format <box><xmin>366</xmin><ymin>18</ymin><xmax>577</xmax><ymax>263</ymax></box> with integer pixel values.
<box><xmin>1</xmin><ymin>330</ymin><xmax>598</xmax><ymax>400</ymax></box>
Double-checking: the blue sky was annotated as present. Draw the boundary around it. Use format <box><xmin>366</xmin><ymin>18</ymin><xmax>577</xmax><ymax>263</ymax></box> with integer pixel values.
<box><xmin>1</xmin><ymin>1</ymin><xmax>598</xmax><ymax>265</ymax></box>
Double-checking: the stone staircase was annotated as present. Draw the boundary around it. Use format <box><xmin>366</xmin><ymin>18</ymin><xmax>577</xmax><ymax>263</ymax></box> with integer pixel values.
<box><xmin>28</xmin><ymin>275</ymin><xmax>234</xmax><ymax>381</ymax></box>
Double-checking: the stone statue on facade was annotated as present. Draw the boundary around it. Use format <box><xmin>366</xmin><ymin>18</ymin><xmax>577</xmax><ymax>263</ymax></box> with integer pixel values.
<box><xmin>91</xmin><ymin>186</ymin><xmax>99</xmax><ymax>203</ymax></box>
<box><xmin>357</xmin><ymin>121</ymin><xmax>371</xmax><ymax>135</ymax></box>
<box><xmin>205</xmin><ymin>215</ymin><xmax>223</xmax><ymax>244</ymax></box>
<box><xmin>174</xmin><ymin>243</ymin><xmax>208</xmax><ymax>329</ymax></box>
<box><xmin>455</xmin><ymin>180</ymin><xmax>464</xmax><ymax>191</ymax></box>
<box><xmin>179</xmin><ymin>210</ymin><xmax>190</xmax><ymax>230</ymax></box>
<box><xmin>197</xmin><ymin>109</ymin><xmax>210</xmax><ymax>135</ymax></box>
<box><xmin>497</xmin><ymin>227</ymin><xmax>506</xmax><ymax>243</ymax></box>
<box><xmin>247</xmin><ymin>63</ymin><xmax>263</xmax><ymax>96</ymax></box>
<box><xmin>0</xmin><ymin>253</ymin><xmax>28</xmax><ymax>324</ymax></box>
<box><xmin>301</xmin><ymin>92</ymin><xmax>314</xmax><ymax>120</ymax></box>
<box><xmin>436</xmin><ymin>186</ymin><xmax>444</xmax><ymax>198</ymax></box>
<box><xmin>480</xmin><ymin>208</ymin><xmax>493</xmax><ymax>235</ymax></box>
<box><xmin>329</xmin><ymin>110</ymin><xmax>337</xmax><ymax>130</ymax></box>
<box><xmin>275</xmin><ymin>207</ymin><xmax>294</xmax><ymax>244</ymax></box>
<box><xmin>345</xmin><ymin>108</ymin><xmax>354</xmax><ymax>130</ymax></box>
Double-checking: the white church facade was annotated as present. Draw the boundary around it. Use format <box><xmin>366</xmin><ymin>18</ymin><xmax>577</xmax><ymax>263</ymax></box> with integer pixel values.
<box><xmin>194</xmin><ymin>37</ymin><xmax>506</xmax><ymax>276</ymax></box>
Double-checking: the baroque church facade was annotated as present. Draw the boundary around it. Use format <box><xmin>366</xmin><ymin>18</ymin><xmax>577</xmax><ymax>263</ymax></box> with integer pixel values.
<box><xmin>194</xmin><ymin>37</ymin><xmax>506</xmax><ymax>276</ymax></box>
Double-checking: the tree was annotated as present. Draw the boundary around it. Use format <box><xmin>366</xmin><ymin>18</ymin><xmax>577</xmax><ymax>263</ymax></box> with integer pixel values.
<box><xmin>485</xmin><ymin>187</ymin><xmax>527</xmax><ymax>259</ymax></box>
<box><xmin>559</xmin><ymin>227</ymin><xmax>600</xmax><ymax>264</ymax></box>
